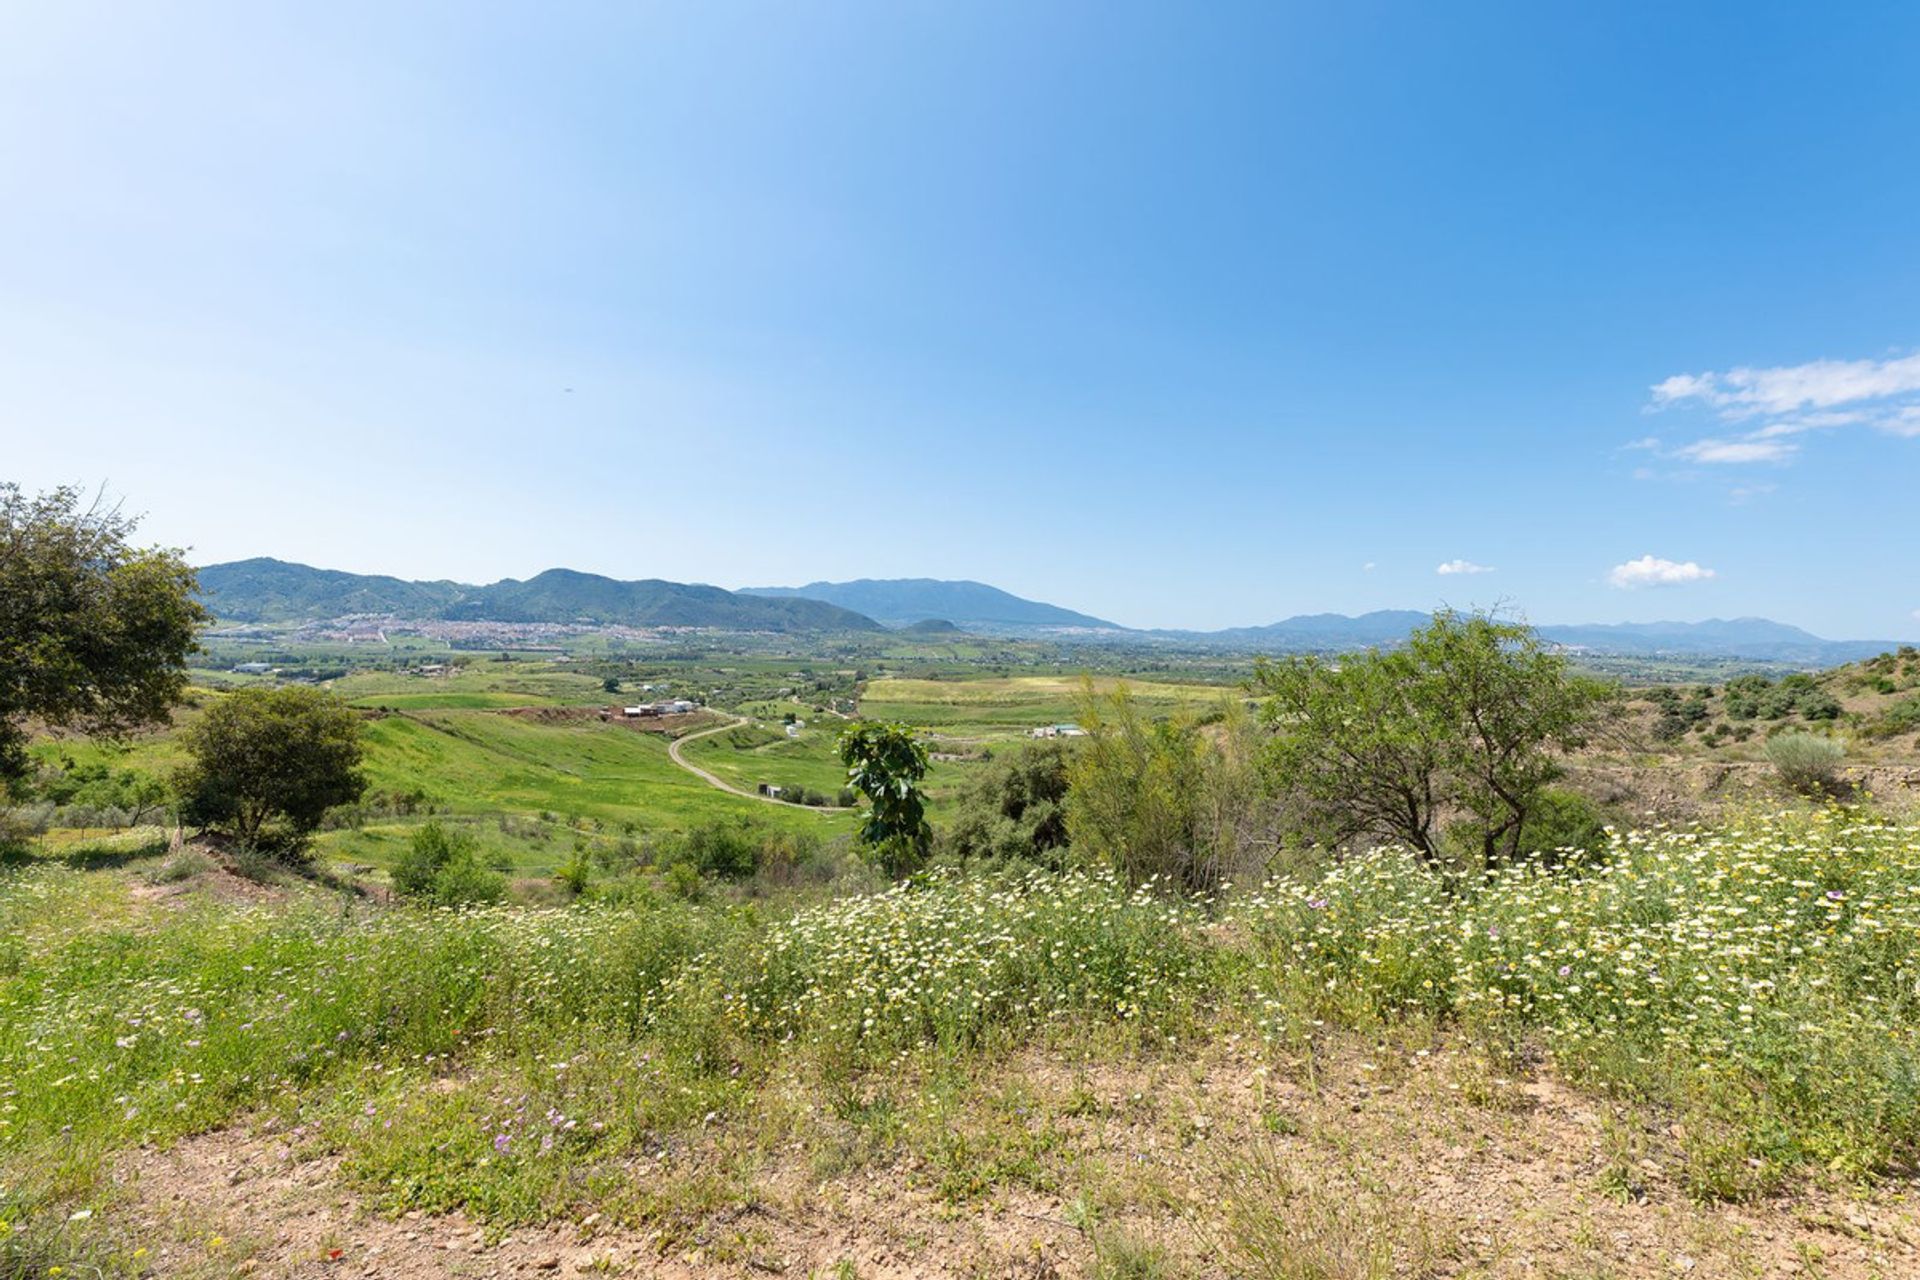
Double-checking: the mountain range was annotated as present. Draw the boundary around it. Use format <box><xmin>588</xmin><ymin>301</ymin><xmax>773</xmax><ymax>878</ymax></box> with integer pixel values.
<box><xmin>740</xmin><ymin>578</ymin><xmax>1119</xmax><ymax>631</ymax></box>
<box><xmin>197</xmin><ymin>560</ymin><xmax>881</xmax><ymax>632</ymax></box>
<box><xmin>1187</xmin><ymin>610</ymin><xmax>1896</xmax><ymax>664</ymax></box>
<box><xmin>195</xmin><ymin>560</ymin><xmax>1908</xmax><ymax>663</ymax></box>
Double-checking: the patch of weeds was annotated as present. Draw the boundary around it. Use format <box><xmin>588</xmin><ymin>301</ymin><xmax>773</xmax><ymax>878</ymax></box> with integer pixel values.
<box><xmin>810</xmin><ymin>1073</ymin><xmax>905</xmax><ymax>1179</ymax></box>
<box><xmin>1091</xmin><ymin>1227</ymin><xmax>1179</xmax><ymax>1279</ymax></box>
<box><xmin>1677</xmin><ymin>1116</ymin><xmax>1784</xmax><ymax>1203</ymax></box>
<box><xmin>142</xmin><ymin>848</ymin><xmax>215</xmax><ymax>885</ymax></box>
<box><xmin>1596</xmin><ymin>1115</ymin><xmax>1649</xmax><ymax>1204</ymax></box>
<box><xmin>917</xmin><ymin>1081</ymin><xmax>1066</xmax><ymax>1204</ymax></box>
<box><xmin>1444</xmin><ymin>1049</ymin><xmax>1530</xmax><ymax>1113</ymax></box>
<box><xmin>1212</xmin><ymin>1138</ymin><xmax>1451</xmax><ymax>1280</ymax></box>
<box><xmin>1261</xmin><ymin>1109</ymin><xmax>1300</xmax><ymax>1136</ymax></box>
<box><xmin>229</xmin><ymin>846</ymin><xmax>291</xmax><ymax>885</ymax></box>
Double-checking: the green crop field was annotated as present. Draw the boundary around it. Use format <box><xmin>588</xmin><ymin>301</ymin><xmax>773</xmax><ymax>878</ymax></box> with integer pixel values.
<box><xmin>859</xmin><ymin>673</ymin><xmax>1236</xmax><ymax>736</ymax></box>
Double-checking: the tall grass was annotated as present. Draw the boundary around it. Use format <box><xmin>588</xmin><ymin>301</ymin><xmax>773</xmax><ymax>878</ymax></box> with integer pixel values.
<box><xmin>1</xmin><ymin>809</ymin><xmax>1914</xmax><ymax>1245</ymax></box>
<box><xmin>1235</xmin><ymin>811</ymin><xmax>1920</xmax><ymax>1195</ymax></box>
<box><xmin>0</xmin><ymin>866</ymin><xmax>1203</xmax><ymax>1164</ymax></box>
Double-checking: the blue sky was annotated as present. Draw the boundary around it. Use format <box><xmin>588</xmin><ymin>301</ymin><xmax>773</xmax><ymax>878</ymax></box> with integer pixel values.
<box><xmin>4</xmin><ymin>2</ymin><xmax>1917</xmax><ymax>636</ymax></box>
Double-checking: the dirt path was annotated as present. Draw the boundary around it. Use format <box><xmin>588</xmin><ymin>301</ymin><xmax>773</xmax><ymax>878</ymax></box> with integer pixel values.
<box><xmin>666</xmin><ymin>714</ymin><xmax>850</xmax><ymax>814</ymax></box>
<box><xmin>113</xmin><ymin>1036</ymin><xmax>1920</xmax><ymax>1279</ymax></box>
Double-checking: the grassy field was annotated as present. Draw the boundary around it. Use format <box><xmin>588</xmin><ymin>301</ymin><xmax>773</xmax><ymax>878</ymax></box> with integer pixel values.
<box><xmin>25</xmin><ymin>663</ymin><xmax>1247</xmax><ymax>880</ymax></box>
<box><xmin>354</xmin><ymin>711</ymin><xmax>854</xmax><ymax>834</ymax></box>
<box><xmin>2</xmin><ymin>811</ymin><xmax>1916</xmax><ymax>1277</ymax></box>
<box><xmin>860</xmin><ymin>674</ymin><xmax>1235</xmax><ymax>735</ymax></box>
<box><xmin>676</xmin><ymin>723</ymin><xmax>853</xmax><ymax>800</ymax></box>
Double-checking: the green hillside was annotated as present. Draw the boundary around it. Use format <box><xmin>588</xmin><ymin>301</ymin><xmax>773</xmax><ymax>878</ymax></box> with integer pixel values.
<box><xmin>198</xmin><ymin>559</ymin><xmax>883</xmax><ymax>632</ymax></box>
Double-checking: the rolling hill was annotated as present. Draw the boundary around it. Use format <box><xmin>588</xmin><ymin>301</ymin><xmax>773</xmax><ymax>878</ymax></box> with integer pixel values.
<box><xmin>198</xmin><ymin>559</ymin><xmax>884</xmax><ymax>632</ymax></box>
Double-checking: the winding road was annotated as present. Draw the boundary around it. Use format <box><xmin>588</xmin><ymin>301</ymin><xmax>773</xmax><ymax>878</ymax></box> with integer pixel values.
<box><xmin>667</xmin><ymin>714</ymin><xmax>851</xmax><ymax>814</ymax></box>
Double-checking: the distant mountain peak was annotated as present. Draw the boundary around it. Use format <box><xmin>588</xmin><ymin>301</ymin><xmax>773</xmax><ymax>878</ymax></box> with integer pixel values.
<box><xmin>740</xmin><ymin>578</ymin><xmax>1121</xmax><ymax>631</ymax></box>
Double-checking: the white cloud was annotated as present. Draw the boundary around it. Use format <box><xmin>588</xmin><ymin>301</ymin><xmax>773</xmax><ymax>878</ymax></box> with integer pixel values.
<box><xmin>1362</xmin><ymin>561</ymin><xmax>1376</xmax><ymax>572</ymax></box>
<box><xmin>1674</xmin><ymin>437</ymin><xmax>1797</xmax><ymax>464</ymax></box>
<box><xmin>1607</xmin><ymin>555</ymin><xmax>1717</xmax><ymax>589</ymax></box>
<box><xmin>1648</xmin><ymin>350</ymin><xmax>1920</xmax><ymax>463</ymax></box>
<box><xmin>1650</xmin><ymin>352</ymin><xmax>1920</xmax><ymax>417</ymax></box>
<box><xmin>1436</xmin><ymin>559</ymin><xmax>1492</xmax><ymax>576</ymax></box>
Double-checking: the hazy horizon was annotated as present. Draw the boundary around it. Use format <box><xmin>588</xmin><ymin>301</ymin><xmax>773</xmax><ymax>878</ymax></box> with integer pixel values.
<box><xmin>6</xmin><ymin>4</ymin><xmax>1918</xmax><ymax>636</ymax></box>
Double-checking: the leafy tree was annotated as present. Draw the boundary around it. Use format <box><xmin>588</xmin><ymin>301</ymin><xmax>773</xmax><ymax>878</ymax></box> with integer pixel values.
<box><xmin>941</xmin><ymin>740</ymin><xmax>1073</xmax><ymax>867</ymax></box>
<box><xmin>1254</xmin><ymin>611</ymin><xmax>1616</xmax><ymax>865</ymax></box>
<box><xmin>838</xmin><ymin>721</ymin><xmax>931</xmax><ymax>876</ymax></box>
<box><xmin>602</xmin><ymin>676</ymin><xmax>621</xmax><ymax>694</ymax></box>
<box><xmin>175</xmin><ymin>686</ymin><xmax>367</xmax><ymax>850</ymax></box>
<box><xmin>1449</xmin><ymin>786</ymin><xmax>1611</xmax><ymax>864</ymax></box>
<box><xmin>0</xmin><ymin>484</ymin><xmax>206</xmax><ymax>790</ymax></box>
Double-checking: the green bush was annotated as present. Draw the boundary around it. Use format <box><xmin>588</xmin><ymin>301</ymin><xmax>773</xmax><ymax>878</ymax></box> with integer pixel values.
<box><xmin>555</xmin><ymin>846</ymin><xmax>593</xmax><ymax>896</ymax></box>
<box><xmin>392</xmin><ymin>820</ymin><xmax>505</xmax><ymax>906</ymax></box>
<box><xmin>1872</xmin><ymin>696</ymin><xmax>1920</xmax><ymax>738</ymax></box>
<box><xmin>1765</xmin><ymin>731</ymin><xmax>1845</xmax><ymax>795</ymax></box>
<box><xmin>939</xmin><ymin>740</ymin><xmax>1072</xmax><ymax>867</ymax></box>
<box><xmin>430</xmin><ymin>851</ymin><xmax>507</xmax><ymax>906</ymax></box>
<box><xmin>1068</xmin><ymin>687</ymin><xmax>1263</xmax><ymax>891</ymax></box>
<box><xmin>661</xmin><ymin>817</ymin><xmax>765</xmax><ymax>880</ymax></box>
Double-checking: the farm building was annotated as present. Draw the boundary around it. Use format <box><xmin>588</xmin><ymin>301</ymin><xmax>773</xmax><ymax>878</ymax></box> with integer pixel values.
<box><xmin>621</xmin><ymin>699</ymin><xmax>699</xmax><ymax>718</ymax></box>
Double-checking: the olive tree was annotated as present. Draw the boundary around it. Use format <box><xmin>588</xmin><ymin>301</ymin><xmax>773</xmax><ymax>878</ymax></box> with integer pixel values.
<box><xmin>0</xmin><ymin>484</ymin><xmax>206</xmax><ymax>790</ymax></box>
<box><xmin>175</xmin><ymin>686</ymin><xmax>367</xmax><ymax>851</ymax></box>
<box><xmin>1253</xmin><ymin>610</ymin><xmax>1616</xmax><ymax>865</ymax></box>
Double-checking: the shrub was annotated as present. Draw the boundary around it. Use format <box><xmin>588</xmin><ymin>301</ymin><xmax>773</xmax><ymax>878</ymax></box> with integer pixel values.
<box><xmin>1068</xmin><ymin>686</ymin><xmax>1264</xmax><ymax>892</ymax></box>
<box><xmin>555</xmin><ymin>846</ymin><xmax>593</xmax><ymax>897</ymax></box>
<box><xmin>665</xmin><ymin>818</ymin><xmax>765</xmax><ymax>880</ymax></box>
<box><xmin>1872</xmin><ymin>696</ymin><xmax>1920</xmax><ymax>738</ymax></box>
<box><xmin>1765</xmin><ymin>731</ymin><xmax>1845</xmax><ymax>795</ymax></box>
<box><xmin>431</xmin><ymin>852</ymin><xmax>507</xmax><ymax>906</ymax></box>
<box><xmin>940</xmin><ymin>741</ymin><xmax>1073</xmax><ymax>867</ymax></box>
<box><xmin>143</xmin><ymin>848</ymin><xmax>215</xmax><ymax>885</ymax></box>
<box><xmin>839</xmin><ymin>722</ymin><xmax>933</xmax><ymax>877</ymax></box>
<box><xmin>392</xmin><ymin>820</ymin><xmax>505</xmax><ymax>906</ymax></box>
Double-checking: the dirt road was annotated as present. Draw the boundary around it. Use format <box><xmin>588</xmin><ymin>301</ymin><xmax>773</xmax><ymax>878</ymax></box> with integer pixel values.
<box><xmin>667</xmin><ymin>714</ymin><xmax>850</xmax><ymax>813</ymax></box>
